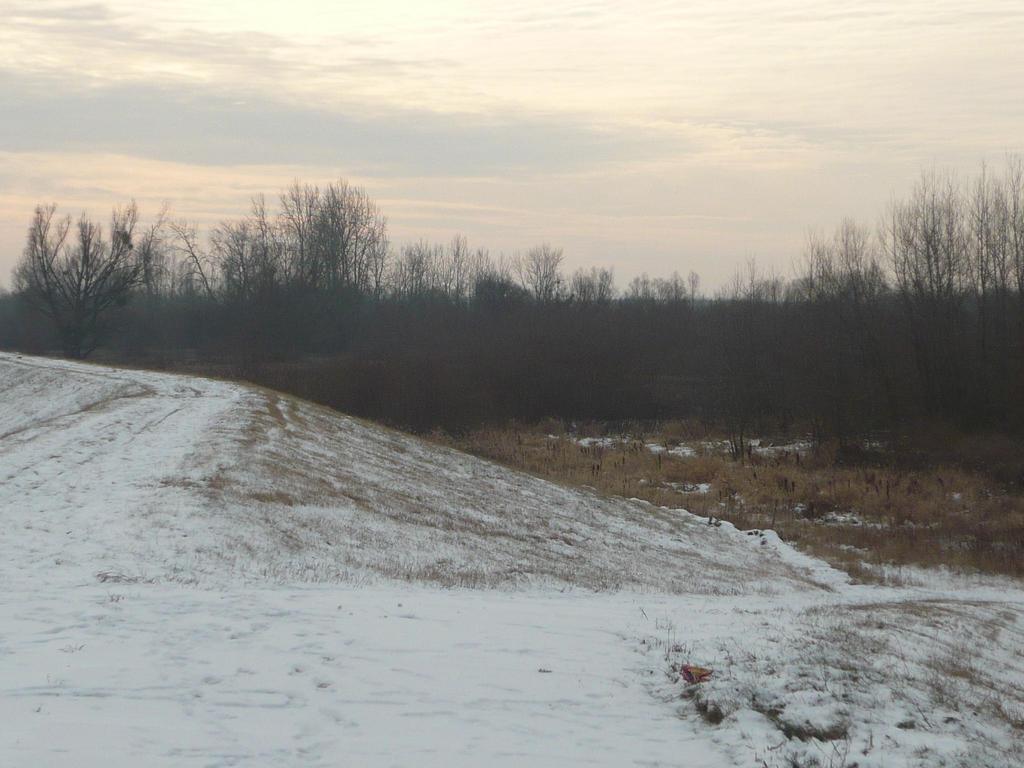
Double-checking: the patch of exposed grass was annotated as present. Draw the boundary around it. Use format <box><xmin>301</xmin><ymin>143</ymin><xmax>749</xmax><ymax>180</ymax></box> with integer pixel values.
<box><xmin>441</xmin><ymin>425</ymin><xmax>1024</xmax><ymax>579</ymax></box>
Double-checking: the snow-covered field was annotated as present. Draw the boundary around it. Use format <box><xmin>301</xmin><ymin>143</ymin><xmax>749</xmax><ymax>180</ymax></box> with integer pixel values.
<box><xmin>2</xmin><ymin>352</ymin><xmax>1022</xmax><ymax>767</ymax></box>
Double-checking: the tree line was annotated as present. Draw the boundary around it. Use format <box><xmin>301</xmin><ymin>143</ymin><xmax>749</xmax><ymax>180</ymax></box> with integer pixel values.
<box><xmin>3</xmin><ymin>163</ymin><xmax>1023</xmax><ymax>440</ymax></box>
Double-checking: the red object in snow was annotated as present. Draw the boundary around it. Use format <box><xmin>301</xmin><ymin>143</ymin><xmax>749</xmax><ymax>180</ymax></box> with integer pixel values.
<box><xmin>681</xmin><ymin>664</ymin><xmax>713</xmax><ymax>684</ymax></box>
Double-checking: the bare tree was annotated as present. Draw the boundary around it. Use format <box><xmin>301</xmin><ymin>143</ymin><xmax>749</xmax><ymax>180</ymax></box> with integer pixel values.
<box><xmin>626</xmin><ymin>273</ymin><xmax>655</xmax><ymax>302</ymax></box>
<box><xmin>881</xmin><ymin>171</ymin><xmax>970</xmax><ymax>412</ymax></box>
<box><xmin>655</xmin><ymin>271</ymin><xmax>687</xmax><ymax>303</ymax></box>
<box><xmin>14</xmin><ymin>202</ymin><xmax>152</xmax><ymax>358</ymax></box>
<box><xmin>1007</xmin><ymin>156</ymin><xmax>1024</xmax><ymax>337</ymax></box>
<box><xmin>569</xmin><ymin>267</ymin><xmax>615</xmax><ymax>304</ymax></box>
<box><xmin>210</xmin><ymin>202</ymin><xmax>283</xmax><ymax>302</ymax></box>
<box><xmin>687</xmin><ymin>270</ymin><xmax>701</xmax><ymax>304</ymax></box>
<box><xmin>436</xmin><ymin>234</ymin><xmax>474</xmax><ymax>301</ymax></box>
<box><xmin>515</xmin><ymin>244</ymin><xmax>565</xmax><ymax>302</ymax></box>
<box><xmin>390</xmin><ymin>241</ymin><xmax>443</xmax><ymax>298</ymax></box>
<box><xmin>169</xmin><ymin>219</ymin><xmax>217</xmax><ymax>299</ymax></box>
<box><xmin>278</xmin><ymin>180</ymin><xmax>389</xmax><ymax>294</ymax></box>
<box><xmin>137</xmin><ymin>203</ymin><xmax>171</xmax><ymax>299</ymax></box>
<box><xmin>885</xmin><ymin>170</ymin><xmax>968</xmax><ymax>308</ymax></box>
<box><xmin>278</xmin><ymin>182</ymin><xmax>320</xmax><ymax>288</ymax></box>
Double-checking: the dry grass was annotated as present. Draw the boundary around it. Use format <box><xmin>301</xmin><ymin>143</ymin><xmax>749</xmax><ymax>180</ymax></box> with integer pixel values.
<box><xmin>442</xmin><ymin>425</ymin><xmax>1024</xmax><ymax>580</ymax></box>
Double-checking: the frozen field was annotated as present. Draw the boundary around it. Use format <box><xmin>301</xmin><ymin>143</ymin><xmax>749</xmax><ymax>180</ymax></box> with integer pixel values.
<box><xmin>1</xmin><ymin>352</ymin><xmax>1022</xmax><ymax>767</ymax></box>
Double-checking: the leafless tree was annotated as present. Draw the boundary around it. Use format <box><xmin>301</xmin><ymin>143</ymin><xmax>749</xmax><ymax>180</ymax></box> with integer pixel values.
<box><xmin>656</xmin><ymin>271</ymin><xmax>687</xmax><ymax>303</ymax></box>
<box><xmin>14</xmin><ymin>202</ymin><xmax>153</xmax><ymax>358</ymax></box>
<box><xmin>881</xmin><ymin>171</ymin><xmax>970</xmax><ymax>412</ymax></box>
<box><xmin>169</xmin><ymin>219</ymin><xmax>217</xmax><ymax>299</ymax></box>
<box><xmin>1008</xmin><ymin>157</ymin><xmax>1024</xmax><ymax>335</ymax></box>
<box><xmin>515</xmin><ymin>244</ymin><xmax>565</xmax><ymax>302</ymax></box>
<box><xmin>210</xmin><ymin>198</ymin><xmax>284</xmax><ymax>302</ymax></box>
<box><xmin>626</xmin><ymin>273</ymin><xmax>654</xmax><ymax>301</ymax></box>
<box><xmin>278</xmin><ymin>180</ymin><xmax>388</xmax><ymax>294</ymax></box>
<box><xmin>569</xmin><ymin>267</ymin><xmax>615</xmax><ymax>304</ymax></box>
<box><xmin>687</xmin><ymin>271</ymin><xmax>701</xmax><ymax>304</ymax></box>
<box><xmin>436</xmin><ymin>234</ymin><xmax>474</xmax><ymax>301</ymax></box>
<box><xmin>137</xmin><ymin>203</ymin><xmax>171</xmax><ymax>299</ymax></box>
<box><xmin>390</xmin><ymin>241</ymin><xmax>442</xmax><ymax>298</ymax></box>
<box><xmin>884</xmin><ymin>170</ymin><xmax>968</xmax><ymax>309</ymax></box>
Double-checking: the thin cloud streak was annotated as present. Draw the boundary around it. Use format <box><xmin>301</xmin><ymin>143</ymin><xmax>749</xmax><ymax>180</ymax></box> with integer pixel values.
<box><xmin>0</xmin><ymin>71</ymin><xmax>693</xmax><ymax>174</ymax></box>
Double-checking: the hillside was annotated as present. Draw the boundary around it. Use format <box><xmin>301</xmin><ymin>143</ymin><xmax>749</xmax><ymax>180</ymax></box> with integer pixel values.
<box><xmin>0</xmin><ymin>351</ymin><xmax>827</xmax><ymax>593</ymax></box>
<box><xmin>1</xmin><ymin>352</ymin><xmax>1022</xmax><ymax>767</ymax></box>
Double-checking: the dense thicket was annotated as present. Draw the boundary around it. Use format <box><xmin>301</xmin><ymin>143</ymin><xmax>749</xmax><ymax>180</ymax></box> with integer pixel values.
<box><xmin>3</xmin><ymin>165</ymin><xmax>1023</xmax><ymax>438</ymax></box>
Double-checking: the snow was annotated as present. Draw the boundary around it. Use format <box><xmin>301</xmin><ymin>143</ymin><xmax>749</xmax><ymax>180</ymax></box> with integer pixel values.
<box><xmin>665</xmin><ymin>481</ymin><xmax>712</xmax><ymax>495</ymax></box>
<box><xmin>646</xmin><ymin>442</ymin><xmax>698</xmax><ymax>458</ymax></box>
<box><xmin>573</xmin><ymin>434</ymin><xmax>813</xmax><ymax>461</ymax></box>
<box><xmin>573</xmin><ymin>435</ymin><xmax>626</xmax><ymax>449</ymax></box>
<box><xmin>2</xmin><ymin>352</ymin><xmax>1023</xmax><ymax>767</ymax></box>
<box><xmin>748</xmin><ymin>437</ymin><xmax>814</xmax><ymax>457</ymax></box>
<box><xmin>1</xmin><ymin>584</ymin><xmax>739</xmax><ymax>768</ymax></box>
<box><xmin>646</xmin><ymin>589</ymin><xmax>1024</xmax><ymax>767</ymax></box>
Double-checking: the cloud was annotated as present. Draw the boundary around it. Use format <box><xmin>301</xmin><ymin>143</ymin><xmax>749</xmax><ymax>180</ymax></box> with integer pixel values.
<box><xmin>6</xmin><ymin>0</ymin><xmax>1021</xmax><ymax>162</ymax></box>
<box><xmin>2</xmin><ymin>0</ymin><xmax>1023</xmax><ymax>289</ymax></box>
<box><xmin>5</xmin><ymin>2</ymin><xmax>112</xmax><ymax>21</ymax></box>
<box><xmin>0</xmin><ymin>70</ymin><xmax>692</xmax><ymax>176</ymax></box>
<box><xmin>0</xmin><ymin>1</ymin><xmax>455</xmax><ymax>106</ymax></box>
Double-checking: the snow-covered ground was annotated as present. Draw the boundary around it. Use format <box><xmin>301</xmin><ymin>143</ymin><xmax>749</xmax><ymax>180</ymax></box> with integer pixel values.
<box><xmin>2</xmin><ymin>352</ymin><xmax>1022</xmax><ymax>767</ymax></box>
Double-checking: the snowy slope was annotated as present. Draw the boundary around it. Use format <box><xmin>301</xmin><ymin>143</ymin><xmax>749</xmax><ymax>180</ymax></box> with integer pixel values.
<box><xmin>2</xmin><ymin>352</ymin><xmax>1022</xmax><ymax>768</ymax></box>
<box><xmin>0</xmin><ymin>351</ymin><xmax>830</xmax><ymax>594</ymax></box>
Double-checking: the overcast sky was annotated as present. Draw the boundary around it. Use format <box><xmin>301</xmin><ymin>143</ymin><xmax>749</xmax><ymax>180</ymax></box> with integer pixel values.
<box><xmin>2</xmin><ymin>0</ymin><xmax>1023</xmax><ymax>287</ymax></box>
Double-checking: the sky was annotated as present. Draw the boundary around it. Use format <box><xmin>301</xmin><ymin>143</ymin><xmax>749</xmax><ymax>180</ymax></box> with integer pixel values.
<box><xmin>2</xmin><ymin>0</ymin><xmax>1023</xmax><ymax>288</ymax></box>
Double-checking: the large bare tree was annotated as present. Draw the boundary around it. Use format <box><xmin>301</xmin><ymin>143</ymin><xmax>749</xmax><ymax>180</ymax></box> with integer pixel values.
<box><xmin>14</xmin><ymin>202</ymin><xmax>156</xmax><ymax>358</ymax></box>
